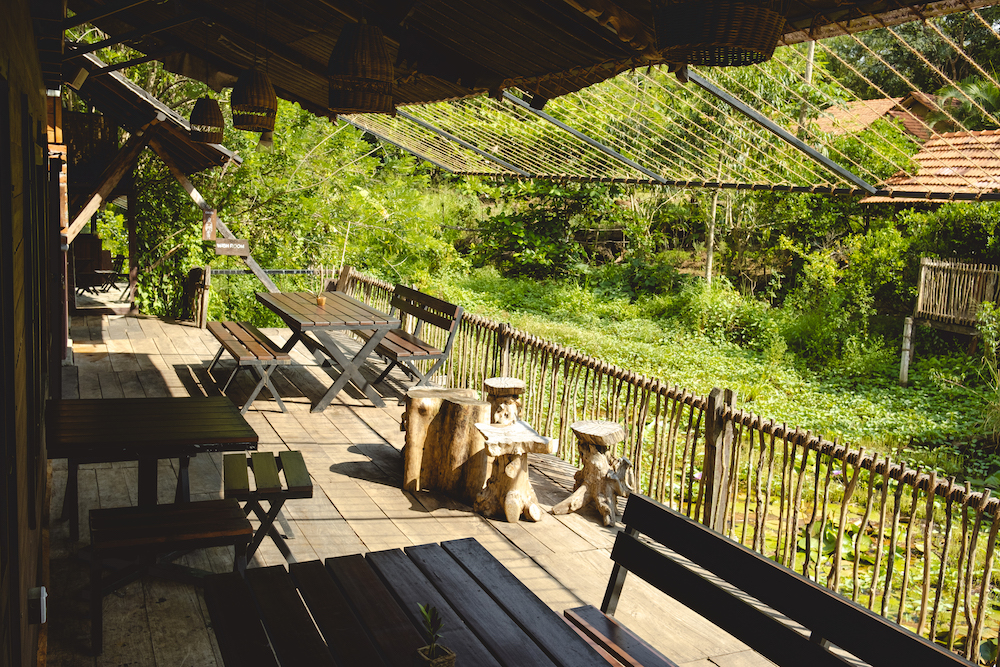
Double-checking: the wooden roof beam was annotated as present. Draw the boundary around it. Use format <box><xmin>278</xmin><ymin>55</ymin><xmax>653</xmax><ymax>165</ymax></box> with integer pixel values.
<box><xmin>65</xmin><ymin>116</ymin><xmax>162</xmax><ymax>245</ymax></box>
<box><xmin>64</xmin><ymin>0</ymin><xmax>156</xmax><ymax>30</ymax></box>
<box><xmin>63</xmin><ymin>13</ymin><xmax>201</xmax><ymax>59</ymax></box>
<box><xmin>152</xmin><ymin>139</ymin><xmax>279</xmax><ymax>293</ymax></box>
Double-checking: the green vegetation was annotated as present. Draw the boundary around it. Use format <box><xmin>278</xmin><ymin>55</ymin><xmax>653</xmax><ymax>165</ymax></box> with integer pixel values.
<box><xmin>79</xmin><ymin>29</ymin><xmax>1000</xmax><ymax>486</ymax></box>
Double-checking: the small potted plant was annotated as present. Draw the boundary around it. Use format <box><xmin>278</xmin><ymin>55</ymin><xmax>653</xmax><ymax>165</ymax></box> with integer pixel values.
<box><xmin>415</xmin><ymin>603</ymin><xmax>455</xmax><ymax>666</ymax></box>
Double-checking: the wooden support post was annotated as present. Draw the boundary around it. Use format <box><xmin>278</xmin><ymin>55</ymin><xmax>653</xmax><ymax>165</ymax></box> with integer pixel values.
<box><xmin>127</xmin><ymin>183</ymin><xmax>138</xmax><ymax>309</ymax></box>
<box><xmin>197</xmin><ymin>265</ymin><xmax>211</xmax><ymax>329</ymax></box>
<box><xmin>900</xmin><ymin>317</ymin><xmax>913</xmax><ymax>387</ymax></box>
<box><xmin>702</xmin><ymin>387</ymin><xmax>735</xmax><ymax>532</ymax></box>
<box><xmin>151</xmin><ymin>140</ymin><xmax>279</xmax><ymax>293</ymax></box>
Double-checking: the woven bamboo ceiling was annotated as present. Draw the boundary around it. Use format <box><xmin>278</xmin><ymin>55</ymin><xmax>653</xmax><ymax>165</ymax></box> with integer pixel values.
<box><xmin>61</xmin><ymin>0</ymin><xmax>999</xmax><ymax>111</ymax></box>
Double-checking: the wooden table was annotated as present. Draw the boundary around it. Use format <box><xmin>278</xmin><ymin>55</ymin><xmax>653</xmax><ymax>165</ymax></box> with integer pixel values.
<box><xmin>256</xmin><ymin>290</ymin><xmax>401</xmax><ymax>411</ymax></box>
<box><xmin>47</xmin><ymin>397</ymin><xmax>259</xmax><ymax>541</ymax></box>
<box><xmin>206</xmin><ymin>537</ymin><xmax>613</xmax><ymax>667</ymax></box>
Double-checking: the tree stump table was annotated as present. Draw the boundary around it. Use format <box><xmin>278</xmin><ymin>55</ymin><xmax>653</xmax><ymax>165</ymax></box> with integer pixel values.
<box><xmin>402</xmin><ymin>387</ymin><xmax>491</xmax><ymax>503</ymax></box>
<box><xmin>474</xmin><ymin>420</ymin><xmax>556</xmax><ymax>522</ymax></box>
<box><xmin>552</xmin><ymin>420</ymin><xmax>634</xmax><ymax>527</ymax></box>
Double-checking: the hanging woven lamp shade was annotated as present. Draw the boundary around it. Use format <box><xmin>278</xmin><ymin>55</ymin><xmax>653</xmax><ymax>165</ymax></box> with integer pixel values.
<box><xmin>327</xmin><ymin>21</ymin><xmax>395</xmax><ymax>115</ymax></box>
<box><xmin>653</xmin><ymin>1</ymin><xmax>785</xmax><ymax>67</ymax></box>
<box><xmin>189</xmin><ymin>97</ymin><xmax>225</xmax><ymax>143</ymax></box>
<box><xmin>231</xmin><ymin>66</ymin><xmax>277</xmax><ymax>132</ymax></box>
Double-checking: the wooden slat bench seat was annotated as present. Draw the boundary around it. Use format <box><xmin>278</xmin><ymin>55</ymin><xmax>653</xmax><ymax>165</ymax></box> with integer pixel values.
<box><xmin>90</xmin><ymin>498</ymin><xmax>251</xmax><ymax>655</ymax></box>
<box><xmin>356</xmin><ymin>284</ymin><xmax>462</xmax><ymax>387</ymax></box>
<box><xmin>568</xmin><ymin>493</ymin><xmax>975</xmax><ymax>667</ymax></box>
<box><xmin>223</xmin><ymin>451</ymin><xmax>312</xmax><ymax>562</ymax></box>
<box><xmin>208</xmin><ymin>321</ymin><xmax>291</xmax><ymax>414</ymax></box>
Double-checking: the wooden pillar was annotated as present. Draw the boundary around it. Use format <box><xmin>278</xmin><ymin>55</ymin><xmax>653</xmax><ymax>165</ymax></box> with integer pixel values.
<box><xmin>127</xmin><ymin>182</ymin><xmax>138</xmax><ymax>310</ymax></box>
<box><xmin>899</xmin><ymin>316</ymin><xmax>913</xmax><ymax>387</ymax></box>
<box><xmin>702</xmin><ymin>387</ymin><xmax>735</xmax><ymax>532</ymax></box>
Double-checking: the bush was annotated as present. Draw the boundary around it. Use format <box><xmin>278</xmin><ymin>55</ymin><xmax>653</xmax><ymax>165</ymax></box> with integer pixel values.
<box><xmin>658</xmin><ymin>279</ymin><xmax>775</xmax><ymax>349</ymax></box>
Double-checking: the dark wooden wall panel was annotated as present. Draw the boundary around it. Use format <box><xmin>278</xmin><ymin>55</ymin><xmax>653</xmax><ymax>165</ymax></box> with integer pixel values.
<box><xmin>2</xmin><ymin>0</ymin><xmax>55</xmax><ymax>663</ymax></box>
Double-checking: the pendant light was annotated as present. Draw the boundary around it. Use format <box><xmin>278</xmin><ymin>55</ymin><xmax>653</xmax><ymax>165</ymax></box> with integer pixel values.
<box><xmin>653</xmin><ymin>0</ymin><xmax>785</xmax><ymax>67</ymax></box>
<box><xmin>189</xmin><ymin>97</ymin><xmax>224</xmax><ymax>143</ymax></box>
<box><xmin>231</xmin><ymin>66</ymin><xmax>277</xmax><ymax>132</ymax></box>
<box><xmin>327</xmin><ymin>20</ymin><xmax>395</xmax><ymax>115</ymax></box>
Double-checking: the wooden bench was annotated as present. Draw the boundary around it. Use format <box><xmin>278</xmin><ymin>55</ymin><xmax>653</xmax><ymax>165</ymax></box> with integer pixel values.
<box><xmin>223</xmin><ymin>451</ymin><xmax>312</xmax><ymax>562</ymax></box>
<box><xmin>90</xmin><ymin>498</ymin><xmax>252</xmax><ymax>655</ymax></box>
<box><xmin>357</xmin><ymin>284</ymin><xmax>462</xmax><ymax>387</ymax></box>
<box><xmin>565</xmin><ymin>493</ymin><xmax>975</xmax><ymax>667</ymax></box>
<box><xmin>207</xmin><ymin>321</ymin><xmax>291</xmax><ymax>414</ymax></box>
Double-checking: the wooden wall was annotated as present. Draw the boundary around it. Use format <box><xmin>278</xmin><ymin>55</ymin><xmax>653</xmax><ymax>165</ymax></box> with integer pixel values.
<box><xmin>1</xmin><ymin>0</ymin><xmax>57</xmax><ymax>664</ymax></box>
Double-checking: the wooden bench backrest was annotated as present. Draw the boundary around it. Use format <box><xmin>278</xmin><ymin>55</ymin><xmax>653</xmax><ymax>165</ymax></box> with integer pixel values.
<box><xmin>390</xmin><ymin>284</ymin><xmax>462</xmax><ymax>334</ymax></box>
<box><xmin>605</xmin><ymin>494</ymin><xmax>973</xmax><ymax>667</ymax></box>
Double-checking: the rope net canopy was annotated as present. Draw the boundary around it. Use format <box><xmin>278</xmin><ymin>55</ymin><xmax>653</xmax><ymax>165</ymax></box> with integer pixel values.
<box><xmin>346</xmin><ymin>4</ymin><xmax>1000</xmax><ymax>202</ymax></box>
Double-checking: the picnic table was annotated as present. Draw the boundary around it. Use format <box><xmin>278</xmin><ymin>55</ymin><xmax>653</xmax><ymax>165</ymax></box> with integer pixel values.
<box><xmin>206</xmin><ymin>536</ymin><xmax>612</xmax><ymax>667</ymax></box>
<box><xmin>255</xmin><ymin>291</ymin><xmax>400</xmax><ymax>411</ymax></box>
<box><xmin>47</xmin><ymin>397</ymin><xmax>259</xmax><ymax>541</ymax></box>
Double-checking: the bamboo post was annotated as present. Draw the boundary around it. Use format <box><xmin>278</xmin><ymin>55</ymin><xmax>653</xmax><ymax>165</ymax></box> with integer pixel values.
<box><xmin>900</xmin><ymin>316</ymin><xmax>913</xmax><ymax>387</ymax></box>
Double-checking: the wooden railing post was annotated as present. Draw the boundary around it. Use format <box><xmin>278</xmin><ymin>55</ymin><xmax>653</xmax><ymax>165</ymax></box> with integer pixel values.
<box><xmin>702</xmin><ymin>387</ymin><xmax>735</xmax><ymax>532</ymax></box>
<box><xmin>497</xmin><ymin>322</ymin><xmax>512</xmax><ymax>376</ymax></box>
<box><xmin>335</xmin><ymin>264</ymin><xmax>353</xmax><ymax>294</ymax></box>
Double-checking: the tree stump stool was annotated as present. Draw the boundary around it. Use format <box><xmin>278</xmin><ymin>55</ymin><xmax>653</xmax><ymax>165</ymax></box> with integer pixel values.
<box><xmin>483</xmin><ymin>377</ymin><xmax>526</xmax><ymax>425</ymax></box>
<box><xmin>552</xmin><ymin>420</ymin><xmax>634</xmax><ymax>527</ymax></box>
<box><xmin>402</xmin><ymin>387</ymin><xmax>491</xmax><ymax>503</ymax></box>
<box><xmin>474</xmin><ymin>420</ymin><xmax>556</xmax><ymax>522</ymax></box>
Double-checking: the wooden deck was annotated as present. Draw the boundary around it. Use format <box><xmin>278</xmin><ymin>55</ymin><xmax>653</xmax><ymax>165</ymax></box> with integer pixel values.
<box><xmin>46</xmin><ymin>313</ymin><xmax>771</xmax><ymax>667</ymax></box>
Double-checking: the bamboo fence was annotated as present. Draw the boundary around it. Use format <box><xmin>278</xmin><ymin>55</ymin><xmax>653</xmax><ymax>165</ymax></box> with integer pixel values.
<box><xmin>916</xmin><ymin>258</ymin><xmax>1000</xmax><ymax>328</ymax></box>
<box><xmin>341</xmin><ymin>266</ymin><xmax>1000</xmax><ymax>664</ymax></box>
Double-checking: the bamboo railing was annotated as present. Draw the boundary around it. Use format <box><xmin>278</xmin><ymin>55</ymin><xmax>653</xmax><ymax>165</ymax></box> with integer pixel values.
<box><xmin>340</xmin><ymin>266</ymin><xmax>1000</xmax><ymax>664</ymax></box>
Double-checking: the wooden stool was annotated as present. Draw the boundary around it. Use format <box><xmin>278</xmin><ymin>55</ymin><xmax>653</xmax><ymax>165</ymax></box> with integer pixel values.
<box><xmin>90</xmin><ymin>498</ymin><xmax>252</xmax><ymax>655</ymax></box>
<box><xmin>224</xmin><ymin>451</ymin><xmax>313</xmax><ymax>562</ymax></box>
<box><xmin>552</xmin><ymin>420</ymin><xmax>634</xmax><ymax>526</ymax></box>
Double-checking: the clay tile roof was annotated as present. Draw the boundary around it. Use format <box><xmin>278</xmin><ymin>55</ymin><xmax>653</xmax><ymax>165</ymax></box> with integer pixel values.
<box><xmin>815</xmin><ymin>98</ymin><xmax>903</xmax><ymax>135</ymax></box>
<box><xmin>861</xmin><ymin>130</ymin><xmax>1000</xmax><ymax>203</ymax></box>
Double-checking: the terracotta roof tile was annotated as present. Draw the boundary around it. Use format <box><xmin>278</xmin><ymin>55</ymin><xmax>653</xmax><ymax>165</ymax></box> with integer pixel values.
<box><xmin>816</xmin><ymin>98</ymin><xmax>902</xmax><ymax>135</ymax></box>
<box><xmin>861</xmin><ymin>130</ymin><xmax>1000</xmax><ymax>202</ymax></box>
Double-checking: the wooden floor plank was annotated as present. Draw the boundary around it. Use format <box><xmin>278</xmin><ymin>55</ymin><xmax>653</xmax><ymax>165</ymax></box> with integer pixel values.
<box><xmin>48</xmin><ymin>314</ymin><xmax>767</xmax><ymax>667</ymax></box>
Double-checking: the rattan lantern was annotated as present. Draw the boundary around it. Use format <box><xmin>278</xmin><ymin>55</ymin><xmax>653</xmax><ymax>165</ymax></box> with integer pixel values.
<box><xmin>231</xmin><ymin>66</ymin><xmax>277</xmax><ymax>132</ymax></box>
<box><xmin>189</xmin><ymin>97</ymin><xmax>225</xmax><ymax>143</ymax></box>
<box><xmin>327</xmin><ymin>21</ymin><xmax>395</xmax><ymax>115</ymax></box>
<box><xmin>653</xmin><ymin>0</ymin><xmax>785</xmax><ymax>67</ymax></box>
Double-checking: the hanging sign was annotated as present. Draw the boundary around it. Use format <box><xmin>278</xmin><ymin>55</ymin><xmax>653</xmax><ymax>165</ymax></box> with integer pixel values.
<box><xmin>201</xmin><ymin>209</ymin><xmax>217</xmax><ymax>240</ymax></box>
<box><xmin>215</xmin><ymin>239</ymin><xmax>249</xmax><ymax>256</ymax></box>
